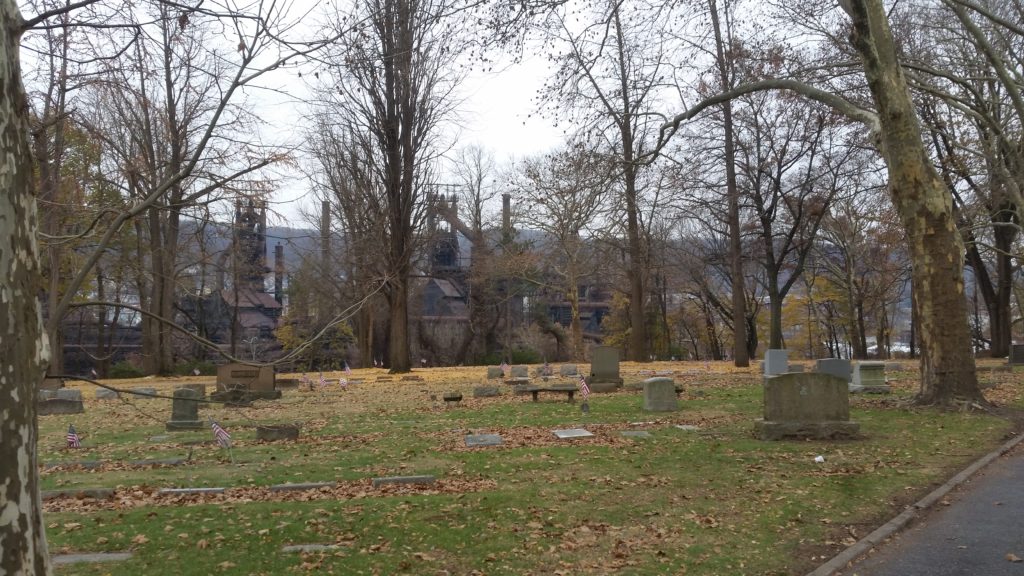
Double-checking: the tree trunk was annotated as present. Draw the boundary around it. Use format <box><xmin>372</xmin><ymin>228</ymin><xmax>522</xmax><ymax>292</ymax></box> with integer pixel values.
<box><xmin>709</xmin><ymin>0</ymin><xmax>748</xmax><ymax>367</ymax></box>
<box><xmin>388</xmin><ymin>279</ymin><xmax>410</xmax><ymax>372</ymax></box>
<box><xmin>0</xmin><ymin>1</ymin><xmax>53</xmax><ymax>571</ymax></box>
<box><xmin>845</xmin><ymin>0</ymin><xmax>981</xmax><ymax>404</ymax></box>
<box><xmin>767</xmin><ymin>283</ymin><xmax>783</xmax><ymax>349</ymax></box>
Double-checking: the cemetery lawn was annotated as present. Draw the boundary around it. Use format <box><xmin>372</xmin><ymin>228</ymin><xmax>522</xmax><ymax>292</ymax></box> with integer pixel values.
<box><xmin>42</xmin><ymin>360</ymin><xmax>1024</xmax><ymax>575</ymax></box>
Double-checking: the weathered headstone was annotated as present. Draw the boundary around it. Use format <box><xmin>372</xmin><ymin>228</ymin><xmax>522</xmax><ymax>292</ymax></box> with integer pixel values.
<box><xmin>510</xmin><ymin>365</ymin><xmax>529</xmax><ymax>378</ymax></box>
<box><xmin>589</xmin><ymin>346</ymin><xmax>623</xmax><ymax>391</ymax></box>
<box><xmin>38</xmin><ymin>389</ymin><xmax>58</xmax><ymax>401</ymax></box>
<box><xmin>815</xmin><ymin>358</ymin><xmax>852</xmax><ymax>383</ymax></box>
<box><xmin>755</xmin><ymin>373</ymin><xmax>860</xmax><ymax>440</ymax></box>
<box><xmin>559</xmin><ymin>364</ymin><xmax>578</xmax><ymax>377</ymax></box>
<box><xmin>465</xmin><ymin>434</ymin><xmax>503</xmax><ymax>447</ymax></box>
<box><xmin>642</xmin><ymin>377</ymin><xmax>679</xmax><ymax>412</ymax></box>
<box><xmin>55</xmin><ymin>389</ymin><xmax>83</xmax><ymax>402</ymax></box>
<box><xmin>504</xmin><ymin>377</ymin><xmax>531</xmax><ymax>386</ymax></box>
<box><xmin>486</xmin><ymin>366</ymin><xmax>504</xmax><ymax>379</ymax></box>
<box><xmin>130</xmin><ymin>387</ymin><xmax>157</xmax><ymax>399</ymax></box>
<box><xmin>850</xmin><ymin>361</ymin><xmax>890</xmax><ymax>394</ymax></box>
<box><xmin>216</xmin><ymin>363</ymin><xmax>278</xmax><ymax>398</ymax></box>
<box><xmin>371</xmin><ymin>475</ymin><xmax>436</xmax><ymax>487</ymax></box>
<box><xmin>166</xmin><ymin>388</ymin><xmax>203</xmax><ymax>430</ymax></box>
<box><xmin>473</xmin><ymin>386</ymin><xmax>500</xmax><ymax>398</ymax></box>
<box><xmin>40</xmin><ymin>378</ymin><xmax>64</xmax><ymax>391</ymax></box>
<box><xmin>38</xmin><ymin>398</ymin><xmax>84</xmax><ymax>415</ymax></box>
<box><xmin>553</xmin><ymin>428</ymin><xmax>594</xmax><ymax>439</ymax></box>
<box><xmin>442</xmin><ymin>391</ymin><xmax>463</xmax><ymax>406</ymax></box>
<box><xmin>255</xmin><ymin>424</ymin><xmax>300</xmax><ymax>441</ymax></box>
<box><xmin>1010</xmin><ymin>344</ymin><xmax>1024</xmax><ymax>365</ymax></box>
<box><xmin>763</xmin><ymin>349</ymin><xmax>789</xmax><ymax>376</ymax></box>
<box><xmin>95</xmin><ymin>388</ymin><xmax>118</xmax><ymax>400</ymax></box>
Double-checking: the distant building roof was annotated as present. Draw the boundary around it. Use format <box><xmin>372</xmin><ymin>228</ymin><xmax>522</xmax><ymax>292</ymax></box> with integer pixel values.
<box><xmin>220</xmin><ymin>288</ymin><xmax>282</xmax><ymax>310</ymax></box>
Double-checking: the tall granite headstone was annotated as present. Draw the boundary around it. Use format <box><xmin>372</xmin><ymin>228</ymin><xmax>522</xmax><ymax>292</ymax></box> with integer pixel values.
<box><xmin>588</xmin><ymin>346</ymin><xmax>623</xmax><ymax>392</ymax></box>
<box><xmin>1010</xmin><ymin>344</ymin><xmax>1024</xmax><ymax>365</ymax></box>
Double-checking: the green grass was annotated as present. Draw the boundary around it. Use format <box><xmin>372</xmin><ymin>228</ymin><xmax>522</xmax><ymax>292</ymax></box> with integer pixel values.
<box><xmin>40</xmin><ymin>362</ymin><xmax>1023</xmax><ymax>575</ymax></box>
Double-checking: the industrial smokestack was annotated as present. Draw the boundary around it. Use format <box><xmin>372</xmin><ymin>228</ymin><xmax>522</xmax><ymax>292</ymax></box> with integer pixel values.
<box><xmin>274</xmin><ymin>243</ymin><xmax>284</xmax><ymax>304</ymax></box>
<box><xmin>502</xmin><ymin>193</ymin><xmax>511</xmax><ymax>240</ymax></box>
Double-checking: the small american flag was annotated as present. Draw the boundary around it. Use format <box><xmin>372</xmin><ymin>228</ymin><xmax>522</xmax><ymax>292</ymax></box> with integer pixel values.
<box><xmin>578</xmin><ymin>374</ymin><xmax>590</xmax><ymax>400</ymax></box>
<box><xmin>318</xmin><ymin>373</ymin><xmax>328</xmax><ymax>387</ymax></box>
<box><xmin>339</xmin><ymin>377</ymin><xmax>348</xmax><ymax>389</ymax></box>
<box><xmin>500</xmin><ymin>361</ymin><xmax>509</xmax><ymax>376</ymax></box>
<box><xmin>210</xmin><ymin>419</ymin><xmax>231</xmax><ymax>448</ymax></box>
<box><xmin>344</xmin><ymin>363</ymin><xmax>352</xmax><ymax>376</ymax></box>
<box><xmin>66</xmin><ymin>425</ymin><xmax>81</xmax><ymax>448</ymax></box>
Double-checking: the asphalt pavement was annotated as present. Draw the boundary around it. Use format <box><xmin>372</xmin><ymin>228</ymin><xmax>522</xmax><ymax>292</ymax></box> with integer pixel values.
<box><xmin>839</xmin><ymin>442</ymin><xmax>1024</xmax><ymax>576</ymax></box>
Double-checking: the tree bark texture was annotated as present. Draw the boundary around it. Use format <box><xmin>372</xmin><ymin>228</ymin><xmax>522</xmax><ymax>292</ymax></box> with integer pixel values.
<box><xmin>845</xmin><ymin>0</ymin><xmax>981</xmax><ymax>403</ymax></box>
<box><xmin>0</xmin><ymin>0</ymin><xmax>53</xmax><ymax>572</ymax></box>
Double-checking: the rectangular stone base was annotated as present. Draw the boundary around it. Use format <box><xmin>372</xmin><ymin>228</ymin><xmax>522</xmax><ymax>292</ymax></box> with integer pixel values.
<box><xmin>588</xmin><ymin>379</ymin><xmax>623</xmax><ymax>393</ymax></box>
<box><xmin>848</xmin><ymin>384</ymin><xmax>892</xmax><ymax>394</ymax></box>
<box><xmin>166</xmin><ymin>421</ymin><xmax>205</xmax><ymax>431</ymax></box>
<box><xmin>755</xmin><ymin>419</ymin><xmax>860</xmax><ymax>440</ymax></box>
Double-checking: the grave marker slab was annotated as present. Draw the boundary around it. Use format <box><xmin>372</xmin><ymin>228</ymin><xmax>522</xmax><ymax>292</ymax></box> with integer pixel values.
<box><xmin>95</xmin><ymin>388</ymin><xmax>118</xmax><ymax>400</ymax></box>
<box><xmin>675</xmin><ymin>425</ymin><xmax>700</xmax><ymax>431</ymax></box>
<box><xmin>472</xmin><ymin>386</ymin><xmax>500</xmax><ymax>398</ymax></box>
<box><xmin>559</xmin><ymin>364</ymin><xmax>578</xmax><ymax>377</ymax></box>
<box><xmin>52</xmin><ymin>552</ymin><xmax>132</xmax><ymax>566</ymax></box>
<box><xmin>755</xmin><ymin>372</ymin><xmax>860</xmax><ymax>440</ymax></box>
<box><xmin>510</xmin><ymin>365</ymin><xmax>529</xmax><ymax>378</ymax></box>
<box><xmin>38</xmin><ymin>398</ymin><xmax>84</xmax><ymax>415</ymax></box>
<box><xmin>465</xmin><ymin>434</ymin><xmax>503</xmax><ymax>447</ymax></box>
<box><xmin>166</xmin><ymin>388</ymin><xmax>203</xmax><ymax>430</ymax></box>
<box><xmin>41</xmin><ymin>488</ymin><xmax>113</xmax><ymax>500</ymax></box>
<box><xmin>589</xmin><ymin>346</ymin><xmax>623</xmax><ymax>390</ymax></box>
<box><xmin>1010</xmin><ymin>344</ymin><xmax>1024</xmax><ymax>365</ymax></box>
<box><xmin>815</xmin><ymin>358</ymin><xmax>852</xmax><ymax>383</ymax></box>
<box><xmin>55</xmin><ymin>389</ymin><xmax>82</xmax><ymax>402</ymax></box>
<box><xmin>486</xmin><ymin>366</ymin><xmax>504</xmax><ymax>379</ymax></box>
<box><xmin>282</xmin><ymin>544</ymin><xmax>345</xmax><ymax>553</ymax></box>
<box><xmin>40</xmin><ymin>378</ymin><xmax>64</xmax><ymax>391</ymax></box>
<box><xmin>552</xmin><ymin>428</ymin><xmax>594</xmax><ymax>439</ymax></box>
<box><xmin>371</xmin><ymin>475</ymin><xmax>436</xmax><ymax>487</ymax></box>
<box><xmin>158</xmin><ymin>487</ymin><xmax>226</xmax><ymax>495</ymax></box>
<box><xmin>217</xmin><ymin>363</ymin><xmax>275</xmax><ymax>393</ymax></box>
<box><xmin>764</xmin><ymin>349</ymin><xmax>789</xmax><ymax>376</ymax></box>
<box><xmin>269</xmin><ymin>482</ymin><xmax>337</xmax><ymax>492</ymax></box>
<box><xmin>851</xmin><ymin>361</ymin><xmax>890</xmax><ymax>393</ymax></box>
<box><xmin>642</xmin><ymin>378</ymin><xmax>679</xmax><ymax>412</ymax></box>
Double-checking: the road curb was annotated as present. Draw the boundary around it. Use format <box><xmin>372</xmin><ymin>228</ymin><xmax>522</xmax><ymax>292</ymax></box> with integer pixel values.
<box><xmin>805</xmin><ymin>430</ymin><xmax>1024</xmax><ymax>576</ymax></box>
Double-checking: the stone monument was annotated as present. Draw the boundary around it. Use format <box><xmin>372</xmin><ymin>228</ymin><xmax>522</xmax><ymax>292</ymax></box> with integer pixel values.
<box><xmin>642</xmin><ymin>377</ymin><xmax>679</xmax><ymax>412</ymax></box>
<box><xmin>815</xmin><ymin>358</ymin><xmax>852</xmax><ymax>383</ymax></box>
<box><xmin>214</xmin><ymin>363</ymin><xmax>280</xmax><ymax>400</ymax></box>
<box><xmin>166</xmin><ymin>388</ymin><xmax>203</xmax><ymax>430</ymax></box>
<box><xmin>588</xmin><ymin>346</ymin><xmax>623</xmax><ymax>392</ymax></box>
<box><xmin>755</xmin><ymin>373</ymin><xmax>859</xmax><ymax>440</ymax></box>
<box><xmin>850</xmin><ymin>361</ymin><xmax>890</xmax><ymax>393</ymax></box>
<box><xmin>1010</xmin><ymin>344</ymin><xmax>1024</xmax><ymax>365</ymax></box>
<box><xmin>763</xmin><ymin>349</ymin><xmax>789</xmax><ymax>376</ymax></box>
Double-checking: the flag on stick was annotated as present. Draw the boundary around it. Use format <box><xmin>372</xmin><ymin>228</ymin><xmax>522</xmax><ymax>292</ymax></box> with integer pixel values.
<box><xmin>66</xmin><ymin>425</ymin><xmax>81</xmax><ymax>448</ymax></box>
<box><xmin>339</xmin><ymin>377</ymin><xmax>348</xmax><ymax>389</ymax></box>
<box><xmin>578</xmin><ymin>374</ymin><xmax>591</xmax><ymax>400</ymax></box>
<box><xmin>210</xmin><ymin>418</ymin><xmax>232</xmax><ymax>448</ymax></box>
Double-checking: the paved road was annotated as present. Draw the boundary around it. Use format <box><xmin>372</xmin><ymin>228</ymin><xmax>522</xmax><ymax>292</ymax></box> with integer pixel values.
<box><xmin>844</xmin><ymin>445</ymin><xmax>1024</xmax><ymax>576</ymax></box>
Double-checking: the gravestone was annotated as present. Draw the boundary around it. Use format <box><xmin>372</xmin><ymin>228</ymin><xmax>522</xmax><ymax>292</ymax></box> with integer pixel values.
<box><xmin>442</xmin><ymin>391</ymin><xmax>463</xmax><ymax>406</ymax></box>
<box><xmin>755</xmin><ymin>373</ymin><xmax>860</xmax><ymax>440</ymax></box>
<box><xmin>851</xmin><ymin>361</ymin><xmax>890</xmax><ymax>393</ymax></box>
<box><xmin>55</xmin><ymin>389</ymin><xmax>83</xmax><ymax>402</ymax></box>
<box><xmin>486</xmin><ymin>366</ymin><xmax>504</xmax><ymax>379</ymax></box>
<box><xmin>642</xmin><ymin>378</ymin><xmax>679</xmax><ymax>412</ymax></box>
<box><xmin>256</xmin><ymin>424</ymin><xmax>300</xmax><ymax>442</ymax></box>
<box><xmin>40</xmin><ymin>378</ymin><xmax>64</xmax><ymax>391</ymax></box>
<box><xmin>38</xmin><ymin>389</ymin><xmax>57</xmax><ymax>401</ymax></box>
<box><xmin>559</xmin><ymin>364</ymin><xmax>578</xmax><ymax>377</ymax></box>
<box><xmin>1010</xmin><ymin>344</ymin><xmax>1024</xmax><ymax>365</ymax></box>
<box><xmin>166</xmin><ymin>388</ymin><xmax>203</xmax><ymax>430</ymax></box>
<box><xmin>95</xmin><ymin>388</ymin><xmax>118</xmax><ymax>400</ymax></box>
<box><xmin>589</xmin><ymin>346</ymin><xmax>623</xmax><ymax>392</ymax></box>
<box><xmin>815</xmin><ymin>358</ymin><xmax>852</xmax><ymax>383</ymax></box>
<box><xmin>216</xmin><ymin>363</ymin><xmax>279</xmax><ymax>399</ymax></box>
<box><xmin>465</xmin><ymin>434</ymin><xmax>503</xmax><ymax>447</ymax></box>
<box><xmin>130</xmin><ymin>387</ymin><xmax>157</xmax><ymax>399</ymax></box>
<box><xmin>553</xmin><ymin>428</ymin><xmax>594</xmax><ymax>439</ymax></box>
<box><xmin>763</xmin><ymin>349</ymin><xmax>789</xmax><ymax>376</ymax></box>
<box><xmin>473</xmin><ymin>386</ymin><xmax>500</xmax><ymax>398</ymax></box>
<box><xmin>38</xmin><ymin>398</ymin><xmax>84</xmax><ymax>415</ymax></box>
<box><xmin>510</xmin><ymin>365</ymin><xmax>529</xmax><ymax>378</ymax></box>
